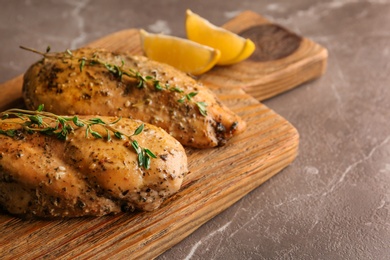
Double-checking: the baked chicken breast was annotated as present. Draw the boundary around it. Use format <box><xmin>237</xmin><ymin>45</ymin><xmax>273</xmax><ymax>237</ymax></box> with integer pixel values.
<box><xmin>22</xmin><ymin>48</ymin><xmax>246</xmax><ymax>148</ymax></box>
<box><xmin>0</xmin><ymin>114</ymin><xmax>187</xmax><ymax>218</ymax></box>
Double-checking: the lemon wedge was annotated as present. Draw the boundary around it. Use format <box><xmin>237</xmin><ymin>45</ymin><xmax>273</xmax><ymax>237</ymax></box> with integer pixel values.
<box><xmin>139</xmin><ymin>29</ymin><xmax>221</xmax><ymax>75</ymax></box>
<box><xmin>186</xmin><ymin>9</ymin><xmax>255</xmax><ymax>65</ymax></box>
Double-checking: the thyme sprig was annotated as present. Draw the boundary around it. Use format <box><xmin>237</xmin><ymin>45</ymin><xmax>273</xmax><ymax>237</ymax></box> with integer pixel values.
<box><xmin>0</xmin><ymin>104</ymin><xmax>156</xmax><ymax>169</ymax></box>
<box><xmin>20</xmin><ymin>46</ymin><xmax>208</xmax><ymax>116</ymax></box>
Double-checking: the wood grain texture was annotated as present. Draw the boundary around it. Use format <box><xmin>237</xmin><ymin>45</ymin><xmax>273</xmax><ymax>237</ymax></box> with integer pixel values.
<box><xmin>0</xmin><ymin>12</ymin><xmax>302</xmax><ymax>259</ymax></box>
<box><xmin>199</xmin><ymin>11</ymin><xmax>328</xmax><ymax>101</ymax></box>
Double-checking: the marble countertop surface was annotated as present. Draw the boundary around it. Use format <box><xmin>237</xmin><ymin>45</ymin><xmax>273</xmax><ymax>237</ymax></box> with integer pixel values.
<box><xmin>1</xmin><ymin>0</ymin><xmax>389</xmax><ymax>259</ymax></box>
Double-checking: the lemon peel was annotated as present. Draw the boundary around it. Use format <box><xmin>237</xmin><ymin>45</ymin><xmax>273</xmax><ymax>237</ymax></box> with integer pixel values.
<box><xmin>186</xmin><ymin>9</ymin><xmax>255</xmax><ymax>65</ymax></box>
<box><xmin>140</xmin><ymin>29</ymin><xmax>221</xmax><ymax>75</ymax></box>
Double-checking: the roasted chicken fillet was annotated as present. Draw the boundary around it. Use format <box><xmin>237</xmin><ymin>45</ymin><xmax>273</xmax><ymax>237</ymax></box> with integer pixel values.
<box><xmin>22</xmin><ymin>48</ymin><xmax>246</xmax><ymax>148</ymax></box>
<box><xmin>0</xmin><ymin>117</ymin><xmax>187</xmax><ymax>218</ymax></box>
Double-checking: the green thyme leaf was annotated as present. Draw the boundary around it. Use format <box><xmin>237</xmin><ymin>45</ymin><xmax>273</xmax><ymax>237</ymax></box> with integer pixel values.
<box><xmin>186</xmin><ymin>92</ymin><xmax>198</xmax><ymax>100</ymax></box>
<box><xmin>72</xmin><ymin>116</ymin><xmax>84</xmax><ymax>127</ymax></box>
<box><xmin>114</xmin><ymin>131</ymin><xmax>123</xmax><ymax>139</ymax></box>
<box><xmin>42</xmin><ymin>127</ymin><xmax>56</xmax><ymax>136</ymax></box>
<box><xmin>196</xmin><ymin>102</ymin><xmax>208</xmax><ymax>116</ymax></box>
<box><xmin>37</xmin><ymin>104</ymin><xmax>45</xmax><ymax>112</ymax></box>
<box><xmin>154</xmin><ymin>80</ymin><xmax>163</xmax><ymax>91</ymax></box>
<box><xmin>132</xmin><ymin>140</ymin><xmax>140</xmax><ymax>152</ymax></box>
<box><xmin>138</xmin><ymin>152</ymin><xmax>144</xmax><ymax>167</ymax></box>
<box><xmin>28</xmin><ymin>115</ymin><xmax>43</xmax><ymax>126</ymax></box>
<box><xmin>144</xmin><ymin>148</ymin><xmax>157</xmax><ymax>158</ymax></box>
<box><xmin>0</xmin><ymin>129</ymin><xmax>16</xmax><ymax>137</ymax></box>
<box><xmin>109</xmin><ymin>117</ymin><xmax>122</xmax><ymax>125</ymax></box>
<box><xmin>89</xmin><ymin>118</ymin><xmax>106</xmax><ymax>124</ymax></box>
<box><xmin>144</xmin><ymin>153</ymin><xmax>151</xmax><ymax>169</ymax></box>
<box><xmin>91</xmin><ymin>131</ymin><xmax>102</xmax><ymax>139</ymax></box>
<box><xmin>58</xmin><ymin>118</ymin><xmax>67</xmax><ymax>129</ymax></box>
<box><xmin>79</xmin><ymin>58</ymin><xmax>86</xmax><ymax>72</ymax></box>
<box><xmin>170</xmin><ymin>87</ymin><xmax>184</xmax><ymax>93</ymax></box>
<box><xmin>178</xmin><ymin>91</ymin><xmax>199</xmax><ymax>104</ymax></box>
<box><xmin>133</xmin><ymin>123</ymin><xmax>144</xmax><ymax>136</ymax></box>
<box><xmin>56</xmin><ymin>130</ymin><xmax>67</xmax><ymax>140</ymax></box>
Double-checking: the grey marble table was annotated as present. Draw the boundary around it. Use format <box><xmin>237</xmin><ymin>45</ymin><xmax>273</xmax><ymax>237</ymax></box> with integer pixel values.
<box><xmin>1</xmin><ymin>0</ymin><xmax>389</xmax><ymax>259</ymax></box>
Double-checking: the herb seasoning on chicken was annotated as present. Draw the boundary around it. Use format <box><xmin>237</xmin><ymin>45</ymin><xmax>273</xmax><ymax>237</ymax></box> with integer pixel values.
<box><xmin>0</xmin><ymin>109</ymin><xmax>188</xmax><ymax>218</ymax></box>
<box><xmin>22</xmin><ymin>47</ymin><xmax>246</xmax><ymax>148</ymax></box>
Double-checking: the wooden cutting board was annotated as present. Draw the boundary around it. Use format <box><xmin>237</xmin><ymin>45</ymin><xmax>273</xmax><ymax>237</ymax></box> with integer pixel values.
<box><xmin>0</xmin><ymin>11</ymin><xmax>325</xmax><ymax>259</ymax></box>
<box><xmin>201</xmin><ymin>11</ymin><xmax>328</xmax><ymax>100</ymax></box>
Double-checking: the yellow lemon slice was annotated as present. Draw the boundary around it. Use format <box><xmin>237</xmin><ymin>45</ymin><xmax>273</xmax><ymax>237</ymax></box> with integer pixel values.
<box><xmin>186</xmin><ymin>9</ymin><xmax>255</xmax><ymax>65</ymax></box>
<box><xmin>140</xmin><ymin>29</ymin><xmax>221</xmax><ymax>75</ymax></box>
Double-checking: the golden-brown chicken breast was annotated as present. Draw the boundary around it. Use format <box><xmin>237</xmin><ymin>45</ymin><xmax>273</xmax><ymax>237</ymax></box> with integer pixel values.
<box><xmin>22</xmin><ymin>48</ymin><xmax>246</xmax><ymax>148</ymax></box>
<box><xmin>0</xmin><ymin>114</ymin><xmax>187</xmax><ymax>218</ymax></box>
